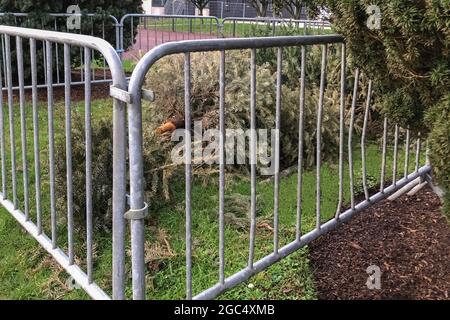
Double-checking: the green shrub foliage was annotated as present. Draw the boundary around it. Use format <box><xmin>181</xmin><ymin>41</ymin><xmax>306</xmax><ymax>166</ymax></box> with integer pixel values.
<box><xmin>310</xmin><ymin>0</ymin><xmax>450</xmax><ymax>209</ymax></box>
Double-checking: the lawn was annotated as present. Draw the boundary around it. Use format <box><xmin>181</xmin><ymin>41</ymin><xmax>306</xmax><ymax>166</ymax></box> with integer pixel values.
<box><xmin>0</xmin><ymin>96</ymin><xmax>420</xmax><ymax>300</ymax></box>
<box><xmin>132</xmin><ymin>17</ymin><xmax>333</xmax><ymax>38</ymax></box>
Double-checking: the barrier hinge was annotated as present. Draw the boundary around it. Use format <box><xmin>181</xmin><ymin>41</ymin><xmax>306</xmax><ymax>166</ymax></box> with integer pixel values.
<box><xmin>124</xmin><ymin>202</ymin><xmax>149</xmax><ymax>220</ymax></box>
<box><xmin>110</xmin><ymin>86</ymin><xmax>132</xmax><ymax>104</ymax></box>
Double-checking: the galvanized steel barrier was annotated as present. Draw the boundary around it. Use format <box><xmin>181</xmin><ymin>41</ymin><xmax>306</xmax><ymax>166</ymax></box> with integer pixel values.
<box><xmin>221</xmin><ymin>17</ymin><xmax>331</xmax><ymax>37</ymax></box>
<box><xmin>118</xmin><ymin>14</ymin><xmax>221</xmax><ymax>58</ymax></box>
<box><xmin>0</xmin><ymin>25</ymin><xmax>128</xmax><ymax>300</ymax></box>
<box><xmin>0</xmin><ymin>25</ymin><xmax>433</xmax><ymax>300</ymax></box>
<box><xmin>0</xmin><ymin>12</ymin><xmax>332</xmax><ymax>67</ymax></box>
<box><xmin>0</xmin><ymin>13</ymin><xmax>120</xmax><ymax>87</ymax></box>
<box><xmin>126</xmin><ymin>35</ymin><xmax>431</xmax><ymax>300</ymax></box>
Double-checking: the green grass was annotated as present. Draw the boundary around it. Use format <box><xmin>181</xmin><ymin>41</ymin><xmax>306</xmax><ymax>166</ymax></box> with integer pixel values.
<box><xmin>220</xmin><ymin>20</ymin><xmax>334</xmax><ymax>38</ymax></box>
<box><xmin>0</xmin><ymin>97</ymin><xmax>422</xmax><ymax>299</ymax></box>
<box><xmin>134</xmin><ymin>17</ymin><xmax>333</xmax><ymax>38</ymax></box>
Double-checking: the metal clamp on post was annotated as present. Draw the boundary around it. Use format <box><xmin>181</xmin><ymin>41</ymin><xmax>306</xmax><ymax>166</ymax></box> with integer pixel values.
<box><xmin>110</xmin><ymin>85</ymin><xmax>133</xmax><ymax>104</ymax></box>
<box><xmin>124</xmin><ymin>202</ymin><xmax>149</xmax><ymax>220</ymax></box>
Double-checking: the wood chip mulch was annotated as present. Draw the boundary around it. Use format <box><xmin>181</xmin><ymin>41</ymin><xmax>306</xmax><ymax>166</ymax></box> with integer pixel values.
<box><xmin>309</xmin><ymin>187</ymin><xmax>450</xmax><ymax>300</ymax></box>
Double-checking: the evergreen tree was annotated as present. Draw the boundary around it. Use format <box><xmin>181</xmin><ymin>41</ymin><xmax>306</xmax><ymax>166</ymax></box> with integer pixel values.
<box><xmin>309</xmin><ymin>0</ymin><xmax>450</xmax><ymax>210</ymax></box>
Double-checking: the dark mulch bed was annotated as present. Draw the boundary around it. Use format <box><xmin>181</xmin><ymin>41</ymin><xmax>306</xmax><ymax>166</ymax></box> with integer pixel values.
<box><xmin>3</xmin><ymin>70</ymin><xmax>116</xmax><ymax>104</ymax></box>
<box><xmin>309</xmin><ymin>187</ymin><xmax>450</xmax><ymax>300</ymax></box>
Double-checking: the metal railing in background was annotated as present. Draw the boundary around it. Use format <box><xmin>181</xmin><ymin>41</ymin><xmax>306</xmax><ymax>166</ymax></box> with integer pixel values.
<box><xmin>118</xmin><ymin>14</ymin><xmax>220</xmax><ymax>60</ymax></box>
<box><xmin>221</xmin><ymin>16</ymin><xmax>331</xmax><ymax>37</ymax></box>
<box><xmin>126</xmin><ymin>35</ymin><xmax>431</xmax><ymax>300</ymax></box>
<box><xmin>0</xmin><ymin>25</ymin><xmax>128</xmax><ymax>300</ymax></box>
<box><xmin>0</xmin><ymin>12</ymin><xmax>331</xmax><ymax>72</ymax></box>
<box><xmin>208</xmin><ymin>1</ymin><xmax>275</xmax><ymax>19</ymax></box>
<box><xmin>0</xmin><ymin>13</ymin><xmax>120</xmax><ymax>88</ymax></box>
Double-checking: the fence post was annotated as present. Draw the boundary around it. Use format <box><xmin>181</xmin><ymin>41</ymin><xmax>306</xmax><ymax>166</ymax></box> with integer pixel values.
<box><xmin>115</xmin><ymin>22</ymin><xmax>122</xmax><ymax>59</ymax></box>
<box><xmin>127</xmin><ymin>70</ymin><xmax>147</xmax><ymax>301</ymax></box>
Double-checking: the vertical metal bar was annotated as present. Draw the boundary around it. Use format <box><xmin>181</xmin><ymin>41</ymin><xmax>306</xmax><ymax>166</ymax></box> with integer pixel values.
<box><xmin>128</xmin><ymin>107</ymin><xmax>146</xmax><ymax>299</ymax></box>
<box><xmin>393</xmin><ymin>124</ymin><xmax>399</xmax><ymax>185</ymax></box>
<box><xmin>60</xmin><ymin>44</ymin><xmax>73</xmax><ymax>269</ymax></box>
<box><xmin>415</xmin><ymin>133</ymin><xmax>421</xmax><ymax>173</ymax></box>
<box><xmin>380</xmin><ymin>117</ymin><xmax>388</xmax><ymax>192</ymax></box>
<box><xmin>273</xmin><ymin>47</ymin><xmax>282</xmax><ymax>254</ymax></box>
<box><xmin>5</xmin><ymin>35</ymin><xmax>17</xmax><ymax>209</ymax></box>
<box><xmin>184</xmin><ymin>52</ymin><xmax>192</xmax><ymax>299</ymax></box>
<box><xmin>90</xmin><ymin>18</ymin><xmax>96</xmax><ymax>83</ymax></box>
<box><xmin>296</xmin><ymin>45</ymin><xmax>306</xmax><ymax>241</ymax></box>
<box><xmin>0</xmin><ymin>38</ymin><xmax>5</xmax><ymax>199</ymax></box>
<box><xmin>43</xmin><ymin>40</ymin><xmax>48</xmax><ymax>85</ymax></box>
<box><xmin>54</xmin><ymin>20</ymin><xmax>60</xmax><ymax>84</ymax></box>
<box><xmin>404</xmin><ymin>128</ymin><xmax>410</xmax><ymax>178</ymax></box>
<box><xmin>218</xmin><ymin>50</ymin><xmax>225</xmax><ymax>285</ymax></box>
<box><xmin>335</xmin><ymin>43</ymin><xmax>346</xmax><ymax>218</ymax></box>
<box><xmin>146</xmin><ymin>17</ymin><xmax>150</xmax><ymax>51</ymax></box>
<box><xmin>102</xmin><ymin>21</ymin><xmax>107</xmax><ymax>80</ymax></box>
<box><xmin>79</xmin><ymin>46</ymin><xmax>84</xmax><ymax>82</ymax></box>
<box><xmin>46</xmin><ymin>40</ymin><xmax>57</xmax><ymax>249</ymax></box>
<box><xmin>361</xmin><ymin>80</ymin><xmax>372</xmax><ymax>201</ymax></box>
<box><xmin>16</xmin><ymin>36</ymin><xmax>30</xmax><ymax>220</ymax></box>
<box><xmin>348</xmin><ymin>68</ymin><xmax>360</xmax><ymax>210</ymax></box>
<box><xmin>118</xmin><ymin>22</ymin><xmax>124</xmax><ymax>60</ymax></box>
<box><xmin>30</xmin><ymin>39</ymin><xmax>42</xmax><ymax>234</ymax></box>
<box><xmin>84</xmin><ymin>47</ymin><xmax>94</xmax><ymax>282</ymax></box>
<box><xmin>112</xmin><ymin>76</ymin><xmax>127</xmax><ymax>301</ymax></box>
<box><xmin>131</xmin><ymin>17</ymin><xmax>134</xmax><ymax>49</ymax></box>
<box><xmin>138</xmin><ymin>17</ymin><xmax>143</xmax><ymax>51</ymax></box>
<box><xmin>161</xmin><ymin>17</ymin><xmax>165</xmax><ymax>44</ymax></box>
<box><xmin>1</xmin><ymin>36</ymin><xmax>7</xmax><ymax>92</ymax></box>
<box><xmin>316</xmin><ymin>44</ymin><xmax>327</xmax><ymax>229</ymax></box>
<box><xmin>248</xmin><ymin>49</ymin><xmax>257</xmax><ymax>269</ymax></box>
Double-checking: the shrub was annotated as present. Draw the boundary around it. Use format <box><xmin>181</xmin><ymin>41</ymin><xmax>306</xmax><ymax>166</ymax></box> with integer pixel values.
<box><xmin>426</xmin><ymin>94</ymin><xmax>450</xmax><ymax>213</ymax></box>
<box><xmin>309</xmin><ymin>0</ymin><xmax>450</xmax><ymax>210</ymax></box>
<box><xmin>143</xmin><ymin>51</ymin><xmax>342</xmax><ymax>169</ymax></box>
<box><xmin>55</xmin><ymin>50</ymin><xmax>346</xmax><ymax>227</ymax></box>
<box><xmin>55</xmin><ymin>112</ymin><xmax>114</xmax><ymax>230</ymax></box>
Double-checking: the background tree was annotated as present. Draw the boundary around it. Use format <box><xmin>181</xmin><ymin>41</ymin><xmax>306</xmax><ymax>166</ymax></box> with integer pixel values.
<box><xmin>273</xmin><ymin>0</ymin><xmax>308</xmax><ymax>19</ymax></box>
<box><xmin>189</xmin><ymin>0</ymin><xmax>210</xmax><ymax>16</ymax></box>
<box><xmin>247</xmin><ymin>0</ymin><xmax>271</xmax><ymax>17</ymax></box>
<box><xmin>309</xmin><ymin>0</ymin><xmax>450</xmax><ymax>211</ymax></box>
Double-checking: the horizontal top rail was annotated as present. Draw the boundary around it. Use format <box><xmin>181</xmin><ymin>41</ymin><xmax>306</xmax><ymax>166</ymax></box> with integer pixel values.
<box><xmin>128</xmin><ymin>34</ymin><xmax>344</xmax><ymax>92</ymax></box>
<box><xmin>120</xmin><ymin>13</ymin><xmax>220</xmax><ymax>25</ymax></box>
<box><xmin>222</xmin><ymin>16</ymin><xmax>331</xmax><ymax>25</ymax></box>
<box><xmin>0</xmin><ymin>12</ymin><xmax>120</xmax><ymax>24</ymax></box>
<box><xmin>0</xmin><ymin>25</ymin><xmax>127</xmax><ymax>90</ymax></box>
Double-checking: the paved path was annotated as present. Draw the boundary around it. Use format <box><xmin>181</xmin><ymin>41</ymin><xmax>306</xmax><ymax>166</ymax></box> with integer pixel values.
<box><xmin>123</xmin><ymin>27</ymin><xmax>218</xmax><ymax>60</ymax></box>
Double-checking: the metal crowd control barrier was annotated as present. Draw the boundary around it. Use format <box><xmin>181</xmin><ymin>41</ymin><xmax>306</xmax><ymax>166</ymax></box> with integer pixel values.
<box><xmin>118</xmin><ymin>14</ymin><xmax>221</xmax><ymax>59</ymax></box>
<box><xmin>0</xmin><ymin>25</ymin><xmax>432</xmax><ymax>301</ymax></box>
<box><xmin>127</xmin><ymin>35</ymin><xmax>431</xmax><ymax>300</ymax></box>
<box><xmin>0</xmin><ymin>25</ymin><xmax>128</xmax><ymax>300</ymax></box>
<box><xmin>221</xmin><ymin>17</ymin><xmax>331</xmax><ymax>37</ymax></box>
<box><xmin>0</xmin><ymin>13</ymin><xmax>120</xmax><ymax>88</ymax></box>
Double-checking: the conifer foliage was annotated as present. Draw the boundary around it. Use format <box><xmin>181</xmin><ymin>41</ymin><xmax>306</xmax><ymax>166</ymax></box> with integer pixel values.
<box><xmin>310</xmin><ymin>0</ymin><xmax>450</xmax><ymax>210</ymax></box>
